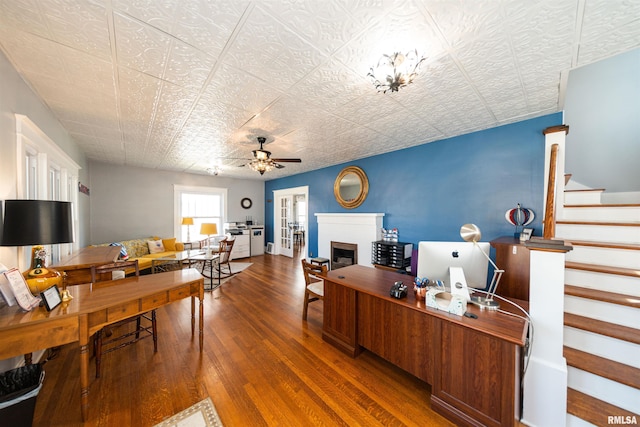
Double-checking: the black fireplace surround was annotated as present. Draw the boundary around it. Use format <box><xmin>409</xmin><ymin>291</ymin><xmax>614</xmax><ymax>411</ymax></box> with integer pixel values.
<box><xmin>330</xmin><ymin>241</ymin><xmax>357</xmax><ymax>270</ymax></box>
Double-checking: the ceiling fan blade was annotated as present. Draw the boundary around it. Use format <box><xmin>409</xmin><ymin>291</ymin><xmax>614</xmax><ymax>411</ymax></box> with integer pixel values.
<box><xmin>272</xmin><ymin>158</ymin><xmax>301</xmax><ymax>163</ymax></box>
<box><xmin>274</xmin><ymin>163</ymin><xmax>286</xmax><ymax>169</ymax></box>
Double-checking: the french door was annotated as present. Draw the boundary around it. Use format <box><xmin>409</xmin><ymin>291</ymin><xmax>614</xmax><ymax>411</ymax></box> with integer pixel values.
<box><xmin>273</xmin><ymin>186</ymin><xmax>308</xmax><ymax>258</ymax></box>
<box><xmin>276</xmin><ymin>194</ymin><xmax>293</xmax><ymax>257</ymax></box>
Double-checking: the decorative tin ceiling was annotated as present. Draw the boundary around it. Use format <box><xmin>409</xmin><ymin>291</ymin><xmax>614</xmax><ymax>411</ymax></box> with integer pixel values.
<box><xmin>0</xmin><ymin>0</ymin><xmax>638</xmax><ymax>179</ymax></box>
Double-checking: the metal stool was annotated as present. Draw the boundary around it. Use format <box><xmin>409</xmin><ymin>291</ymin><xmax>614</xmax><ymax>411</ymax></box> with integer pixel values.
<box><xmin>310</xmin><ymin>257</ymin><xmax>330</xmax><ymax>270</ymax></box>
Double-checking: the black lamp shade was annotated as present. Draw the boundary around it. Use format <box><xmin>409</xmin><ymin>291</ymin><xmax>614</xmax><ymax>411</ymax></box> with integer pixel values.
<box><xmin>1</xmin><ymin>200</ymin><xmax>74</xmax><ymax>246</ymax></box>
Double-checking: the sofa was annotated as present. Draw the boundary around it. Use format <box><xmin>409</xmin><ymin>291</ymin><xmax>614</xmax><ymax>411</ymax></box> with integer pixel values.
<box><xmin>92</xmin><ymin>237</ymin><xmax>186</xmax><ymax>272</ymax></box>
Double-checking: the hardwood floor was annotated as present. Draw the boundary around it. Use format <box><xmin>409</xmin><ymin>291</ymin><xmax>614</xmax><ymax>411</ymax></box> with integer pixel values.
<box><xmin>32</xmin><ymin>249</ymin><xmax>455</xmax><ymax>426</ymax></box>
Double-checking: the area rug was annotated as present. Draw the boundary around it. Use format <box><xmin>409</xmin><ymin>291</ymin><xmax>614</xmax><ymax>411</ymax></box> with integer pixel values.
<box><xmin>205</xmin><ymin>262</ymin><xmax>252</xmax><ymax>289</ymax></box>
<box><xmin>154</xmin><ymin>397</ymin><xmax>223</xmax><ymax>427</ymax></box>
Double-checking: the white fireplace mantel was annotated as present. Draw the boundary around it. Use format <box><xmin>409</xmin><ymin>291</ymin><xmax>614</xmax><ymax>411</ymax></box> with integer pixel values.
<box><xmin>315</xmin><ymin>213</ymin><xmax>384</xmax><ymax>267</ymax></box>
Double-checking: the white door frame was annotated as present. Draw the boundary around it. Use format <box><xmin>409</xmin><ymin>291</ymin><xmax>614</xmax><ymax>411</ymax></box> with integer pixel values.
<box><xmin>273</xmin><ymin>186</ymin><xmax>309</xmax><ymax>257</ymax></box>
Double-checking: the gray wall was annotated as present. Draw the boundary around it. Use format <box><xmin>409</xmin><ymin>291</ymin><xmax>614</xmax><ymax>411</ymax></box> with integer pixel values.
<box><xmin>0</xmin><ymin>50</ymin><xmax>89</xmax><ymax>258</ymax></box>
<box><xmin>89</xmin><ymin>161</ymin><xmax>264</xmax><ymax>244</ymax></box>
<box><xmin>0</xmin><ymin>50</ymin><xmax>88</xmax><ymax>371</ymax></box>
<box><xmin>565</xmin><ymin>48</ymin><xmax>640</xmax><ymax>194</ymax></box>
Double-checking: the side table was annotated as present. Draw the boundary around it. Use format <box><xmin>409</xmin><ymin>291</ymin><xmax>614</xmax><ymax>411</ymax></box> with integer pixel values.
<box><xmin>310</xmin><ymin>257</ymin><xmax>330</xmax><ymax>270</ymax></box>
<box><xmin>189</xmin><ymin>253</ymin><xmax>222</xmax><ymax>290</ymax></box>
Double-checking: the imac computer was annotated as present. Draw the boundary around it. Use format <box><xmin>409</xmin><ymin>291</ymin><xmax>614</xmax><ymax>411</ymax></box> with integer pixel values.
<box><xmin>416</xmin><ymin>241</ymin><xmax>491</xmax><ymax>291</ymax></box>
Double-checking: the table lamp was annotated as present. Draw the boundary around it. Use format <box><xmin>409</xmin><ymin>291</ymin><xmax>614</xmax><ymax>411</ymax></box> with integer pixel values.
<box><xmin>1</xmin><ymin>200</ymin><xmax>74</xmax><ymax>300</ymax></box>
<box><xmin>181</xmin><ymin>217</ymin><xmax>194</xmax><ymax>242</ymax></box>
<box><xmin>460</xmin><ymin>223</ymin><xmax>504</xmax><ymax>310</ymax></box>
<box><xmin>200</xmin><ymin>223</ymin><xmax>218</xmax><ymax>257</ymax></box>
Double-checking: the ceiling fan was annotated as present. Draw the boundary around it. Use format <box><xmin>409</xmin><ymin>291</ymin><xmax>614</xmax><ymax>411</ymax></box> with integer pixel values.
<box><xmin>246</xmin><ymin>137</ymin><xmax>301</xmax><ymax>175</ymax></box>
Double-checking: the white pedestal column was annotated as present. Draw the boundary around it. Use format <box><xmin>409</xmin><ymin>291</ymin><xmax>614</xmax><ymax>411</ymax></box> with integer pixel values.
<box><xmin>522</xmin><ymin>243</ymin><xmax>572</xmax><ymax>427</ymax></box>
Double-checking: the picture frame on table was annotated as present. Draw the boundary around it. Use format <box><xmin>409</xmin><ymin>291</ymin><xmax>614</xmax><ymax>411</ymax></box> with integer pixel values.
<box><xmin>520</xmin><ymin>227</ymin><xmax>534</xmax><ymax>241</ymax></box>
<box><xmin>41</xmin><ymin>285</ymin><xmax>62</xmax><ymax>311</ymax></box>
<box><xmin>0</xmin><ymin>263</ymin><xmax>17</xmax><ymax>306</ymax></box>
<box><xmin>3</xmin><ymin>268</ymin><xmax>40</xmax><ymax>311</ymax></box>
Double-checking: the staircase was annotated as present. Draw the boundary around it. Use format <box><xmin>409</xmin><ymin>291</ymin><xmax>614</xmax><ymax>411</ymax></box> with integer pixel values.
<box><xmin>556</xmin><ymin>185</ymin><xmax>640</xmax><ymax>426</ymax></box>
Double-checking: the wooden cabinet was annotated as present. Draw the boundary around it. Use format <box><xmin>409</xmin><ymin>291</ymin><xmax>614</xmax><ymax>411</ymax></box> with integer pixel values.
<box><xmin>491</xmin><ymin>237</ymin><xmax>530</xmax><ymax>301</ymax></box>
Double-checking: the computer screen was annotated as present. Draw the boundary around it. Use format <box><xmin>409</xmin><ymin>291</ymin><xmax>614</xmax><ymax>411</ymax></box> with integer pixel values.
<box><xmin>416</xmin><ymin>241</ymin><xmax>491</xmax><ymax>289</ymax></box>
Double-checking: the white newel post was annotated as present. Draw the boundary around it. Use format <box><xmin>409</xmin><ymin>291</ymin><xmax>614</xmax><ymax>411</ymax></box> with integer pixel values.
<box><xmin>522</xmin><ymin>243</ymin><xmax>572</xmax><ymax>427</ymax></box>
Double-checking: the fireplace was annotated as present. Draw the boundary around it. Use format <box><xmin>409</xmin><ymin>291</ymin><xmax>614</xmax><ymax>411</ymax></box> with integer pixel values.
<box><xmin>315</xmin><ymin>213</ymin><xmax>384</xmax><ymax>268</ymax></box>
<box><xmin>331</xmin><ymin>241</ymin><xmax>358</xmax><ymax>270</ymax></box>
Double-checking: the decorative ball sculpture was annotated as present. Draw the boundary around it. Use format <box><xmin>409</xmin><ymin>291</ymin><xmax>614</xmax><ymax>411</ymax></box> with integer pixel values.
<box><xmin>505</xmin><ymin>203</ymin><xmax>534</xmax><ymax>238</ymax></box>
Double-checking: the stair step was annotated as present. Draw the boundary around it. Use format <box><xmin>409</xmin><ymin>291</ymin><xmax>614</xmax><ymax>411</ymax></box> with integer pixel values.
<box><xmin>557</xmin><ymin>220</ymin><xmax>640</xmax><ymax>227</ymax></box>
<box><xmin>564</xmin><ymin>312</ymin><xmax>640</xmax><ymax>345</ymax></box>
<box><xmin>565</xmin><ymin>261</ymin><xmax>640</xmax><ymax>279</ymax></box>
<box><xmin>566</xmin><ymin>243</ymin><xmax>640</xmax><ymax>269</ymax></box>
<box><xmin>565</xmin><ymin>203</ymin><xmax>640</xmax><ymax>208</ymax></box>
<box><xmin>557</xmin><ymin>221</ymin><xmax>640</xmax><ymax>244</ymax></box>
<box><xmin>566</xmin><ymin>267</ymin><xmax>640</xmax><ymax>296</ymax></box>
<box><xmin>563</xmin><ymin>204</ymin><xmax>640</xmax><ymax>221</ymax></box>
<box><xmin>567</xmin><ymin>239</ymin><xmax>640</xmax><ymax>251</ymax></box>
<box><xmin>565</xmin><ymin>189</ymin><xmax>604</xmax><ymax>205</ymax></box>
<box><xmin>565</xmin><ymin>285</ymin><xmax>640</xmax><ymax>309</ymax></box>
<box><xmin>564</xmin><ymin>346</ymin><xmax>640</xmax><ymax>389</ymax></box>
<box><xmin>567</xmin><ymin>388</ymin><xmax>638</xmax><ymax>426</ymax></box>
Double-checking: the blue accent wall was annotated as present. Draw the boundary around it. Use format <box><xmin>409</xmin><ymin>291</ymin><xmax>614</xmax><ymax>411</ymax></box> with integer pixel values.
<box><xmin>265</xmin><ymin>113</ymin><xmax>562</xmax><ymax>259</ymax></box>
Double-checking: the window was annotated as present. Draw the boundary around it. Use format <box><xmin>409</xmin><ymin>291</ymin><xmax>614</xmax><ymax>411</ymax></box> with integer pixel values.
<box><xmin>296</xmin><ymin>196</ymin><xmax>307</xmax><ymax>229</ymax></box>
<box><xmin>174</xmin><ymin>185</ymin><xmax>227</xmax><ymax>243</ymax></box>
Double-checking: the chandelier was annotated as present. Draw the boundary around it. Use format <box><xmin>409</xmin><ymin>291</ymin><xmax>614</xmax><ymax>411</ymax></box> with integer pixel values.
<box><xmin>248</xmin><ymin>158</ymin><xmax>276</xmax><ymax>175</ymax></box>
<box><xmin>368</xmin><ymin>50</ymin><xmax>425</xmax><ymax>93</ymax></box>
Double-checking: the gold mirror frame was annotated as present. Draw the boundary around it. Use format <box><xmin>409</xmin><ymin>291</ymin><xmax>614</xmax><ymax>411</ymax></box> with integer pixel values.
<box><xmin>334</xmin><ymin>166</ymin><xmax>369</xmax><ymax>209</ymax></box>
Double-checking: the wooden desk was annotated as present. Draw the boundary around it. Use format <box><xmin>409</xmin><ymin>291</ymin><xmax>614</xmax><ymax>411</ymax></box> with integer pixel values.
<box><xmin>52</xmin><ymin>246</ymin><xmax>121</xmax><ymax>285</ymax></box>
<box><xmin>0</xmin><ymin>268</ymin><xmax>204</xmax><ymax>422</ymax></box>
<box><xmin>322</xmin><ymin>265</ymin><xmax>528</xmax><ymax>427</ymax></box>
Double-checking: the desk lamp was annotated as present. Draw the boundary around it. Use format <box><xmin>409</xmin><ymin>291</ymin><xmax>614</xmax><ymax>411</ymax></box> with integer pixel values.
<box><xmin>200</xmin><ymin>223</ymin><xmax>218</xmax><ymax>257</ymax></box>
<box><xmin>181</xmin><ymin>217</ymin><xmax>194</xmax><ymax>242</ymax></box>
<box><xmin>460</xmin><ymin>223</ymin><xmax>504</xmax><ymax>310</ymax></box>
<box><xmin>1</xmin><ymin>200</ymin><xmax>74</xmax><ymax>300</ymax></box>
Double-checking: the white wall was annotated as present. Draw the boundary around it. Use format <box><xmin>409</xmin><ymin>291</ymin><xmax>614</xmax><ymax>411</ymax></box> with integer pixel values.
<box><xmin>89</xmin><ymin>161</ymin><xmax>265</xmax><ymax>244</ymax></box>
<box><xmin>565</xmin><ymin>48</ymin><xmax>640</xmax><ymax>194</ymax></box>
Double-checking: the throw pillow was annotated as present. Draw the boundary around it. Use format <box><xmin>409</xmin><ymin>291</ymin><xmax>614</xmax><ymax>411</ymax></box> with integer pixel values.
<box><xmin>109</xmin><ymin>242</ymin><xmax>129</xmax><ymax>260</ymax></box>
<box><xmin>147</xmin><ymin>240</ymin><xmax>165</xmax><ymax>254</ymax></box>
<box><xmin>162</xmin><ymin>238</ymin><xmax>177</xmax><ymax>251</ymax></box>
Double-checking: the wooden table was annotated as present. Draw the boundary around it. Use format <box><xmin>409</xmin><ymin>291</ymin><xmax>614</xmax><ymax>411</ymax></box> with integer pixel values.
<box><xmin>322</xmin><ymin>265</ymin><xmax>529</xmax><ymax>427</ymax></box>
<box><xmin>52</xmin><ymin>246</ymin><xmax>121</xmax><ymax>285</ymax></box>
<box><xmin>0</xmin><ymin>268</ymin><xmax>204</xmax><ymax>422</ymax></box>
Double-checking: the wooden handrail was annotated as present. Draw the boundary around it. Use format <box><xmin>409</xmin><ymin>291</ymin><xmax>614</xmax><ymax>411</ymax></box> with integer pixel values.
<box><xmin>544</xmin><ymin>143</ymin><xmax>559</xmax><ymax>238</ymax></box>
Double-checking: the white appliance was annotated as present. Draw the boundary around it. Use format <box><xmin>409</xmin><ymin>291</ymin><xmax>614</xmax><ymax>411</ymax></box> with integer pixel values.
<box><xmin>230</xmin><ymin>230</ymin><xmax>250</xmax><ymax>260</ymax></box>
<box><xmin>250</xmin><ymin>226</ymin><xmax>265</xmax><ymax>256</ymax></box>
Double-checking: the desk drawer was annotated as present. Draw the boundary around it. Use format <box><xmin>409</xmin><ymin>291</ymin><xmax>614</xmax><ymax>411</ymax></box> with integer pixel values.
<box><xmin>169</xmin><ymin>285</ymin><xmax>191</xmax><ymax>301</ymax></box>
<box><xmin>107</xmin><ymin>300</ymin><xmax>139</xmax><ymax>322</ymax></box>
<box><xmin>141</xmin><ymin>292</ymin><xmax>169</xmax><ymax>311</ymax></box>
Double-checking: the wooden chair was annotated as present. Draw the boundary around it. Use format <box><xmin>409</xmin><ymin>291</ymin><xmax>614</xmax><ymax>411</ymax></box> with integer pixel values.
<box><xmin>301</xmin><ymin>259</ymin><xmax>328</xmax><ymax>320</ymax></box>
<box><xmin>90</xmin><ymin>260</ymin><xmax>157</xmax><ymax>378</ymax></box>
<box><xmin>215</xmin><ymin>237</ymin><xmax>235</xmax><ymax>277</ymax></box>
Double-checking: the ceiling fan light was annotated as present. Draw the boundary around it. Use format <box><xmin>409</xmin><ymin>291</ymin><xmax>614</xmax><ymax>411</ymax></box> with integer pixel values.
<box><xmin>248</xmin><ymin>158</ymin><xmax>275</xmax><ymax>175</ymax></box>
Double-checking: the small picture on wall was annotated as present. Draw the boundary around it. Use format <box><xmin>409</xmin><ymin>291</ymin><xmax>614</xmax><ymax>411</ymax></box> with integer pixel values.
<box><xmin>78</xmin><ymin>182</ymin><xmax>90</xmax><ymax>196</ymax></box>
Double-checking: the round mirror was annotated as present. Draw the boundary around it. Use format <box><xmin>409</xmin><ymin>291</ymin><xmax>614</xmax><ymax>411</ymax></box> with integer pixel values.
<box><xmin>334</xmin><ymin>166</ymin><xmax>369</xmax><ymax>209</ymax></box>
